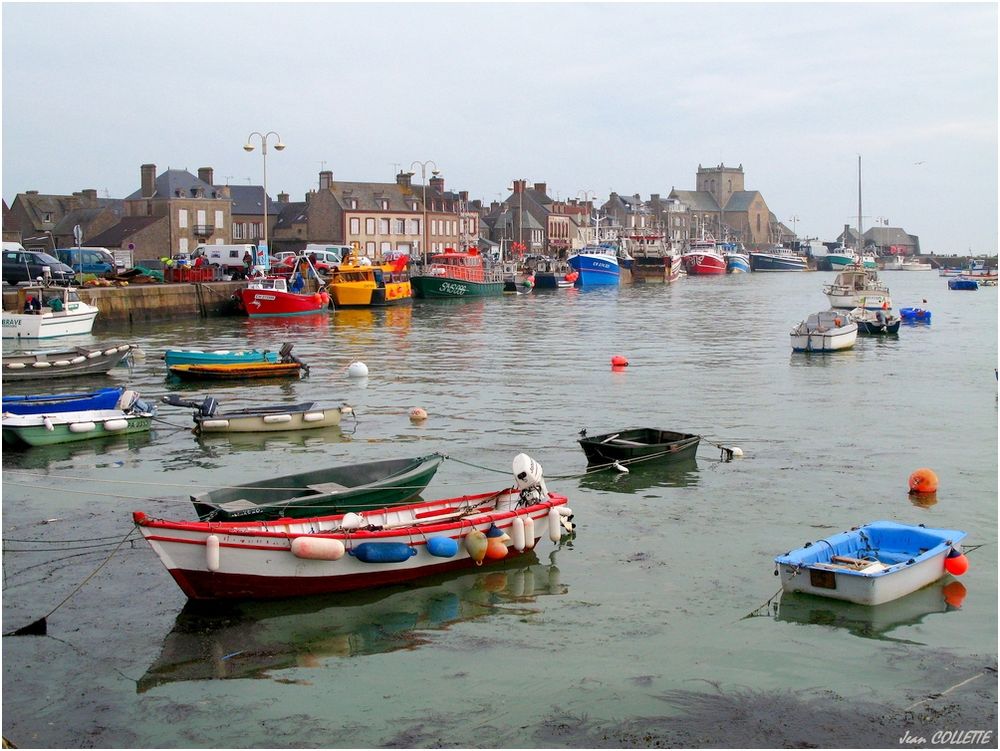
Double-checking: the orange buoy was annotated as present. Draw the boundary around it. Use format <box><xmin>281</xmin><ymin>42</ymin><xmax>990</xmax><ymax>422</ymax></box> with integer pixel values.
<box><xmin>942</xmin><ymin>581</ymin><xmax>967</xmax><ymax>608</ymax></box>
<box><xmin>944</xmin><ymin>552</ymin><xmax>969</xmax><ymax>576</ymax></box>
<box><xmin>610</xmin><ymin>355</ymin><xmax>629</xmax><ymax>367</ymax></box>
<box><xmin>908</xmin><ymin>467</ymin><xmax>939</xmax><ymax>494</ymax></box>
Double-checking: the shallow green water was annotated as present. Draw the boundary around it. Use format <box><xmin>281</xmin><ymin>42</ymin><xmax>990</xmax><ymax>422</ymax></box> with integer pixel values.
<box><xmin>2</xmin><ymin>270</ymin><xmax>996</xmax><ymax>747</ymax></box>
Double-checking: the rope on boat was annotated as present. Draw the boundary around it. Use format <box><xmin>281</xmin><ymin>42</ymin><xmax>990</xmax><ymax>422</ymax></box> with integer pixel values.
<box><xmin>3</xmin><ymin>527</ymin><xmax>138</xmax><ymax>637</ymax></box>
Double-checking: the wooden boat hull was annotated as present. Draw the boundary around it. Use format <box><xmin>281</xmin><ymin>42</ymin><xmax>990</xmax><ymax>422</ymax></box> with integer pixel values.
<box><xmin>578</xmin><ymin>428</ymin><xmax>701</xmax><ymax>467</ymax></box>
<box><xmin>163</xmin><ymin>349</ymin><xmax>279</xmax><ymax>367</ymax></box>
<box><xmin>190</xmin><ymin>453</ymin><xmax>446</xmax><ymax>521</ymax></box>
<box><xmin>237</xmin><ymin>288</ymin><xmax>330</xmax><ymax>317</ymax></box>
<box><xmin>681</xmin><ymin>252</ymin><xmax>726</xmax><ymax>275</ymax></box>
<box><xmin>3</xmin><ymin>410</ymin><xmax>153</xmax><ymax>447</ymax></box>
<box><xmin>196</xmin><ymin>406</ymin><xmax>341</xmax><ymax>433</ymax></box>
<box><xmin>410</xmin><ymin>276</ymin><xmax>504</xmax><ymax>298</ymax></box>
<box><xmin>2</xmin><ymin>344</ymin><xmax>133</xmax><ymax>382</ymax></box>
<box><xmin>2</xmin><ymin>386</ymin><xmax>124</xmax><ymax>414</ymax></box>
<box><xmin>774</xmin><ymin>521</ymin><xmax>967</xmax><ymax>606</ymax></box>
<box><xmin>168</xmin><ymin>363</ymin><xmax>303</xmax><ymax>380</ymax></box>
<box><xmin>134</xmin><ymin>491</ymin><xmax>569</xmax><ymax>600</ymax></box>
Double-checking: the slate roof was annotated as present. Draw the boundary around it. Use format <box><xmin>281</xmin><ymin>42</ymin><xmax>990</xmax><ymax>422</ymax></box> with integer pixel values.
<box><xmin>86</xmin><ymin>216</ymin><xmax>162</xmax><ymax>247</ymax></box>
<box><xmin>273</xmin><ymin>202</ymin><xmax>308</xmax><ymax>230</ymax></box>
<box><xmin>125</xmin><ymin>168</ymin><xmax>223</xmax><ymax>201</ymax></box>
<box><xmin>225</xmin><ymin>184</ymin><xmax>277</xmax><ymax>216</ymax></box>
<box><xmin>52</xmin><ymin>207</ymin><xmax>110</xmax><ymax>236</ymax></box>
<box><xmin>864</xmin><ymin>226</ymin><xmax>917</xmax><ymax>246</ymax></box>
<box><xmin>669</xmin><ymin>190</ymin><xmax>721</xmax><ymax>212</ymax></box>
<box><xmin>722</xmin><ymin>191</ymin><xmax>761</xmax><ymax>212</ymax></box>
<box><xmin>328</xmin><ymin>181</ymin><xmax>421</xmax><ymax>211</ymax></box>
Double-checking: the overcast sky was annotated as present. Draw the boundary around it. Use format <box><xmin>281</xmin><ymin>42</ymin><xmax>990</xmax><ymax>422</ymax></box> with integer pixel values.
<box><xmin>2</xmin><ymin>2</ymin><xmax>997</xmax><ymax>253</ymax></box>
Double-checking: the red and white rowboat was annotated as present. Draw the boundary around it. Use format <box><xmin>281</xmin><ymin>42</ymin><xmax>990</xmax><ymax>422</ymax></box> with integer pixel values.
<box><xmin>133</xmin><ymin>455</ymin><xmax>574</xmax><ymax>600</ymax></box>
<box><xmin>236</xmin><ymin>276</ymin><xmax>331</xmax><ymax>318</ymax></box>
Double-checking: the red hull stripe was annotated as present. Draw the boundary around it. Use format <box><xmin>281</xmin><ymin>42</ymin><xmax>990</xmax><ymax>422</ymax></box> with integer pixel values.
<box><xmin>169</xmin><ymin>545</ymin><xmax>541</xmax><ymax>599</ymax></box>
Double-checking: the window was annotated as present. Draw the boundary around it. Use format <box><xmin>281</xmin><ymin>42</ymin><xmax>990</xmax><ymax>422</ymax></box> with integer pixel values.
<box><xmin>233</xmin><ymin>223</ymin><xmax>244</xmax><ymax>240</ymax></box>
<box><xmin>380</xmin><ymin>242</ymin><xmax>391</xmax><ymax>255</ymax></box>
<box><xmin>178</xmin><ymin>209</ymin><xmax>188</xmax><ymax>228</ymax></box>
<box><xmin>365</xmin><ymin>218</ymin><xmax>376</xmax><ymax>234</ymax></box>
<box><xmin>179</xmin><ymin>238</ymin><xmax>189</xmax><ymax>253</ymax></box>
<box><xmin>215</xmin><ymin>210</ymin><xmax>224</xmax><ymax>229</ymax></box>
<box><xmin>407</xmin><ymin>219</ymin><xmax>420</xmax><ymax>235</ymax></box>
<box><xmin>380</xmin><ymin>199</ymin><xmax>389</xmax><ymax>210</ymax></box>
<box><xmin>380</xmin><ymin>218</ymin><xmax>391</xmax><ymax>234</ymax></box>
<box><xmin>395</xmin><ymin>219</ymin><xmax>405</xmax><ymax>234</ymax></box>
<box><xmin>197</xmin><ymin>209</ymin><xmax>206</xmax><ymax>225</ymax></box>
<box><xmin>350</xmin><ymin>199</ymin><xmax>358</xmax><ymax>209</ymax></box>
<box><xmin>349</xmin><ymin>217</ymin><xmax>360</xmax><ymax>235</ymax></box>
<box><xmin>365</xmin><ymin>241</ymin><xmax>376</xmax><ymax>256</ymax></box>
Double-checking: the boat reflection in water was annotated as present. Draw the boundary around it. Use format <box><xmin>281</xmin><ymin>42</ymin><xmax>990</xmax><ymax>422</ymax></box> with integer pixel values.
<box><xmin>577</xmin><ymin>457</ymin><xmax>699</xmax><ymax>492</ymax></box>
<box><xmin>195</xmin><ymin>425</ymin><xmax>351</xmax><ymax>452</ymax></box>
<box><xmin>1</xmin><ymin>430</ymin><xmax>154</xmax><ymax>471</ymax></box>
<box><xmin>138</xmin><ymin>553</ymin><xmax>567</xmax><ymax>693</ymax></box>
<box><xmin>775</xmin><ymin>579</ymin><xmax>967</xmax><ymax>644</ymax></box>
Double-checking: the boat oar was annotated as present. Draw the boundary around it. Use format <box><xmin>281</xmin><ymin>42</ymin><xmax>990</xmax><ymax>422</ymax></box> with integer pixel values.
<box><xmin>4</xmin><ymin>528</ymin><xmax>136</xmax><ymax>637</ymax></box>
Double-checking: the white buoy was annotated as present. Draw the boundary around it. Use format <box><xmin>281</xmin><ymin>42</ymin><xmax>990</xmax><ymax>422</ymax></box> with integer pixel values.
<box><xmin>341</xmin><ymin>512</ymin><xmax>365</xmax><ymax>530</ymax></box>
<box><xmin>291</xmin><ymin>536</ymin><xmax>345</xmax><ymax>561</ymax></box>
<box><xmin>409</xmin><ymin>407</ymin><xmax>428</xmax><ymax>422</ymax></box>
<box><xmin>731</xmin><ymin>447</ymin><xmax>744</xmax><ymax>458</ymax></box>
<box><xmin>612</xmin><ymin>461</ymin><xmax>630</xmax><ymax>474</ymax></box>
<box><xmin>511</xmin><ymin>517</ymin><xmax>526</xmax><ymax>551</ymax></box>
<box><xmin>523</xmin><ymin>515</ymin><xmax>536</xmax><ymax>550</ymax></box>
<box><xmin>206</xmin><ymin>535</ymin><xmax>221</xmax><ymax>571</ymax></box>
<box><xmin>347</xmin><ymin>361</ymin><xmax>369</xmax><ymax>378</ymax></box>
<box><xmin>547</xmin><ymin>507</ymin><xmax>561</xmax><ymax>542</ymax></box>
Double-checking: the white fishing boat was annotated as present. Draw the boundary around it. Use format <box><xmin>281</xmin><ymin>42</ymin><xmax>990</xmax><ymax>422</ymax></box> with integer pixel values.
<box><xmin>1</xmin><ymin>285</ymin><xmax>99</xmax><ymax>339</ymax></box>
<box><xmin>790</xmin><ymin>310</ymin><xmax>858</xmax><ymax>352</ymax></box>
<box><xmin>823</xmin><ymin>265</ymin><xmax>892</xmax><ymax>310</ymax></box>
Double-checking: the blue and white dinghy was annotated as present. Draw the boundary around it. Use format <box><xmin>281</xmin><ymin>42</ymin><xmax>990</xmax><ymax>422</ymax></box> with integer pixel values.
<box><xmin>774</xmin><ymin>521</ymin><xmax>968</xmax><ymax>606</ymax></box>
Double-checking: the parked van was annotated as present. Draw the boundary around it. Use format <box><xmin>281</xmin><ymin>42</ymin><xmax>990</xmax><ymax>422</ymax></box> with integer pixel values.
<box><xmin>55</xmin><ymin>247</ymin><xmax>117</xmax><ymax>275</ymax></box>
<box><xmin>196</xmin><ymin>244</ymin><xmax>257</xmax><ymax>273</ymax></box>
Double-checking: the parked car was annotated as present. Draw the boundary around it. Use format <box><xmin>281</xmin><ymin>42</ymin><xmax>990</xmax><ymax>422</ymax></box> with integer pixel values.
<box><xmin>2</xmin><ymin>248</ymin><xmax>77</xmax><ymax>285</ymax></box>
<box><xmin>55</xmin><ymin>247</ymin><xmax>117</xmax><ymax>275</ymax></box>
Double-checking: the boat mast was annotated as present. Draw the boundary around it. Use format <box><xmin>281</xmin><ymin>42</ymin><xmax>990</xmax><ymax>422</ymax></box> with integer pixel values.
<box><xmin>857</xmin><ymin>155</ymin><xmax>863</xmax><ymax>255</ymax></box>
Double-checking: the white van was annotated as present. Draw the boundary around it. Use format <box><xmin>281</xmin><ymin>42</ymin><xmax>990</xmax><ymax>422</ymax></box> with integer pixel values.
<box><xmin>196</xmin><ymin>244</ymin><xmax>256</xmax><ymax>272</ymax></box>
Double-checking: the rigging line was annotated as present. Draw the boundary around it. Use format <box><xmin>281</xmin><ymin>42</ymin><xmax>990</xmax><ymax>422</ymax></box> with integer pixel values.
<box><xmin>3</xmin><ymin>527</ymin><xmax>139</xmax><ymax>637</ymax></box>
<box><xmin>739</xmin><ymin>587</ymin><xmax>783</xmax><ymax>621</ymax></box>
<box><xmin>4</xmin><ymin>541</ymin><xmax>132</xmax><ymax>553</ymax></box>
<box><xmin>3</xmin><ymin>533</ymin><xmax>138</xmax><ymax>543</ymax></box>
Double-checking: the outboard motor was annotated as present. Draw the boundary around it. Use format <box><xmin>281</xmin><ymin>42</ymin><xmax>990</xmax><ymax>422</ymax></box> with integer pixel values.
<box><xmin>512</xmin><ymin>453</ymin><xmax>549</xmax><ymax>505</ymax></box>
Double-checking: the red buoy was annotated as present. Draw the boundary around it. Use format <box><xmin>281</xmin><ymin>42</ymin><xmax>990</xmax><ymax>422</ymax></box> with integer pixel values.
<box><xmin>908</xmin><ymin>467</ymin><xmax>939</xmax><ymax>494</ymax></box>
<box><xmin>610</xmin><ymin>355</ymin><xmax>629</xmax><ymax>368</ymax></box>
<box><xmin>944</xmin><ymin>553</ymin><xmax>969</xmax><ymax>576</ymax></box>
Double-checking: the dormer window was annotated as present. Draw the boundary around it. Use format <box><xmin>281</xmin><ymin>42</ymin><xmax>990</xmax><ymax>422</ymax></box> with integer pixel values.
<box><xmin>380</xmin><ymin>199</ymin><xmax>389</xmax><ymax>210</ymax></box>
<box><xmin>350</xmin><ymin>199</ymin><xmax>358</xmax><ymax>209</ymax></box>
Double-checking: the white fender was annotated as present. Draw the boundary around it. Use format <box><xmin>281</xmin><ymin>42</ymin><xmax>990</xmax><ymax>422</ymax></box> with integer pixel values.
<box><xmin>86</xmin><ymin>352</ymin><xmax>101</xmax><ymax>359</ymax></box>
<box><xmin>558</xmin><ymin>507</ymin><xmax>573</xmax><ymax>517</ymax></box>
<box><xmin>70</xmin><ymin>356</ymin><xmax>86</xmax><ymax>364</ymax></box>
<box><xmin>523</xmin><ymin>515</ymin><xmax>536</xmax><ymax>550</ymax></box>
<box><xmin>548</xmin><ymin>507</ymin><xmax>561</xmax><ymax>542</ymax></box>
<box><xmin>53</xmin><ymin>360</ymin><xmax>71</xmax><ymax>367</ymax></box>
<box><xmin>7</xmin><ymin>363</ymin><xmax>26</xmax><ymax>369</ymax></box>
<box><xmin>32</xmin><ymin>362</ymin><xmax>51</xmax><ymax>368</ymax></box>
<box><xmin>103</xmin><ymin>419</ymin><xmax>129</xmax><ymax>431</ymax></box>
<box><xmin>43</xmin><ymin>417</ymin><xmax>54</xmax><ymax>431</ymax></box>
<box><xmin>511</xmin><ymin>517</ymin><xmax>526</xmax><ymax>552</ymax></box>
<box><xmin>341</xmin><ymin>512</ymin><xmax>365</xmax><ymax>531</ymax></box>
<box><xmin>262</xmin><ymin>414</ymin><xmax>292</xmax><ymax>424</ymax></box>
<box><xmin>68</xmin><ymin>421</ymin><xmax>96</xmax><ymax>433</ymax></box>
<box><xmin>291</xmin><ymin>536</ymin><xmax>346</xmax><ymax>561</ymax></box>
<box><xmin>302</xmin><ymin>412</ymin><xmax>326</xmax><ymax>422</ymax></box>
<box><xmin>200</xmin><ymin>419</ymin><xmax>230</xmax><ymax>430</ymax></box>
<box><xmin>103</xmin><ymin>347</ymin><xmax>119</xmax><ymax>356</ymax></box>
<box><xmin>206</xmin><ymin>535</ymin><xmax>221</xmax><ymax>571</ymax></box>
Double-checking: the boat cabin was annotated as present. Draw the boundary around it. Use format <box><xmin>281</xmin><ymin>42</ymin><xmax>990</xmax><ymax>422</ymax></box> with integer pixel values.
<box><xmin>15</xmin><ymin>284</ymin><xmax>84</xmax><ymax>314</ymax></box>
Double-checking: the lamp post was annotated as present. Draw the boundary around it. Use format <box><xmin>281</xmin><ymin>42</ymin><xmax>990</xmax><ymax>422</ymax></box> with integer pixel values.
<box><xmin>410</xmin><ymin>159</ymin><xmax>438</xmax><ymax>264</ymax></box>
<box><xmin>788</xmin><ymin>215</ymin><xmax>799</xmax><ymax>240</ymax></box>
<box><xmin>243</xmin><ymin>131</ymin><xmax>285</xmax><ymax>264</ymax></box>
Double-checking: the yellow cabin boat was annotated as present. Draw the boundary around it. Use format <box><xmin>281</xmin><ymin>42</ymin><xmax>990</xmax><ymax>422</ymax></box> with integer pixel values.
<box><xmin>326</xmin><ymin>256</ymin><xmax>412</xmax><ymax>307</ymax></box>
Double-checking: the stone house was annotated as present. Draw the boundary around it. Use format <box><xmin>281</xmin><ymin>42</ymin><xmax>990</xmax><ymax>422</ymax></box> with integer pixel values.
<box><xmin>85</xmin><ymin>216</ymin><xmax>169</xmax><ymax>265</ymax></box>
<box><xmin>668</xmin><ymin>163</ymin><xmax>774</xmax><ymax>248</ymax></box>
<box><xmin>123</xmin><ymin>164</ymin><xmax>233</xmax><ymax>257</ymax></box>
<box><xmin>8</xmin><ymin>188</ymin><xmax>121</xmax><ymax>252</ymax></box>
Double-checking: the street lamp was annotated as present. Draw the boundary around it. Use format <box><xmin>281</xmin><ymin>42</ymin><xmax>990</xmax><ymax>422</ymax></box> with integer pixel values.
<box><xmin>243</xmin><ymin>131</ymin><xmax>285</xmax><ymax>264</ymax></box>
<box><xmin>410</xmin><ymin>159</ymin><xmax>438</xmax><ymax>264</ymax></box>
<box><xmin>788</xmin><ymin>215</ymin><xmax>799</xmax><ymax>239</ymax></box>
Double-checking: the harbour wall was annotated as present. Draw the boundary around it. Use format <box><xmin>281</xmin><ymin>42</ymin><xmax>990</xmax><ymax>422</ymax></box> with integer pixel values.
<box><xmin>1</xmin><ymin>282</ymin><xmax>245</xmax><ymax>329</ymax></box>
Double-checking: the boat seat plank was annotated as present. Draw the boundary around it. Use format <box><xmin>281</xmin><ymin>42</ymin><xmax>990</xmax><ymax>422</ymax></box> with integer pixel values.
<box><xmin>608</xmin><ymin>438</ymin><xmax>649</xmax><ymax>447</ymax></box>
<box><xmin>306</xmin><ymin>481</ymin><xmax>350</xmax><ymax>494</ymax></box>
<box><xmin>217</xmin><ymin>499</ymin><xmax>261</xmax><ymax>512</ymax></box>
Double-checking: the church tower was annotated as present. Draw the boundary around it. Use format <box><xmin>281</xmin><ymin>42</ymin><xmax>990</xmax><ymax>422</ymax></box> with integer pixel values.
<box><xmin>696</xmin><ymin>163</ymin><xmax>745</xmax><ymax>208</ymax></box>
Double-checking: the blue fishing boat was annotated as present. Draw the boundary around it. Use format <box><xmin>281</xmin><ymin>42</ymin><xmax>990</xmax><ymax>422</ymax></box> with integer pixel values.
<box><xmin>899</xmin><ymin>307</ymin><xmax>932</xmax><ymax>322</ymax></box>
<box><xmin>163</xmin><ymin>347</ymin><xmax>282</xmax><ymax>367</ymax></box>
<box><xmin>2</xmin><ymin>386</ymin><xmax>125</xmax><ymax>415</ymax></box>
<box><xmin>567</xmin><ymin>245</ymin><xmax>620</xmax><ymax>286</ymax></box>
<box><xmin>948</xmin><ymin>278</ymin><xmax>979</xmax><ymax>291</ymax></box>
<box><xmin>774</xmin><ymin>521</ymin><xmax>968</xmax><ymax>606</ymax></box>
<box><xmin>749</xmin><ymin>246</ymin><xmax>808</xmax><ymax>272</ymax></box>
<box><xmin>721</xmin><ymin>242</ymin><xmax>751</xmax><ymax>273</ymax></box>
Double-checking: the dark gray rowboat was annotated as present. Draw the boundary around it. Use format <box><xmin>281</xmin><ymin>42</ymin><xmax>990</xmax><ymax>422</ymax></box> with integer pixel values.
<box><xmin>190</xmin><ymin>453</ymin><xmax>446</xmax><ymax>522</ymax></box>
<box><xmin>577</xmin><ymin>428</ymin><xmax>700</xmax><ymax>467</ymax></box>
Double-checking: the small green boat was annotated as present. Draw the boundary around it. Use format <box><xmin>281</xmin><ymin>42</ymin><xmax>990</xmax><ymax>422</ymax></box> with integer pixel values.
<box><xmin>2</xmin><ymin>408</ymin><xmax>154</xmax><ymax>447</ymax></box>
<box><xmin>190</xmin><ymin>453</ymin><xmax>447</xmax><ymax>521</ymax></box>
<box><xmin>410</xmin><ymin>248</ymin><xmax>504</xmax><ymax>299</ymax></box>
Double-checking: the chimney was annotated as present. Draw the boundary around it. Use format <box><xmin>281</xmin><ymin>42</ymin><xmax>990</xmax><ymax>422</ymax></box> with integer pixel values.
<box><xmin>198</xmin><ymin>167</ymin><xmax>214</xmax><ymax>186</ymax></box>
<box><xmin>429</xmin><ymin>176</ymin><xmax>444</xmax><ymax>192</ymax></box>
<box><xmin>319</xmin><ymin>170</ymin><xmax>333</xmax><ymax>190</ymax></box>
<box><xmin>278</xmin><ymin>192</ymin><xmax>289</xmax><ymax>204</ymax></box>
<box><xmin>82</xmin><ymin>189</ymin><xmax>98</xmax><ymax>204</ymax></box>
<box><xmin>651</xmin><ymin>193</ymin><xmax>660</xmax><ymax>203</ymax></box>
<box><xmin>141</xmin><ymin>164</ymin><xmax>156</xmax><ymax>198</ymax></box>
<box><xmin>513</xmin><ymin>179</ymin><xmax>526</xmax><ymax>194</ymax></box>
<box><xmin>396</xmin><ymin>171</ymin><xmax>413</xmax><ymax>188</ymax></box>
<box><xmin>533</xmin><ymin>182</ymin><xmax>547</xmax><ymax>195</ymax></box>
<box><xmin>459</xmin><ymin>190</ymin><xmax>468</xmax><ymax>202</ymax></box>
